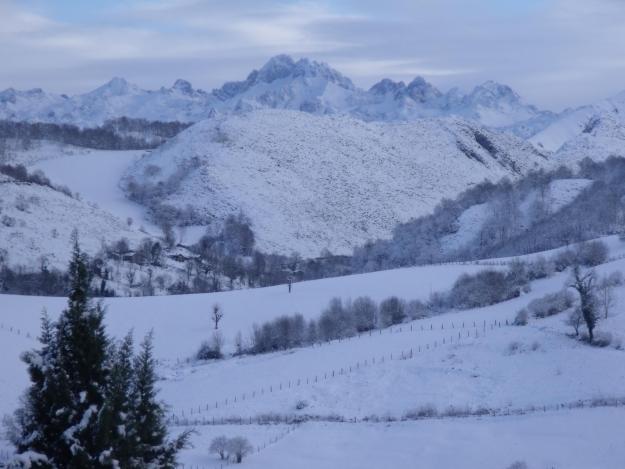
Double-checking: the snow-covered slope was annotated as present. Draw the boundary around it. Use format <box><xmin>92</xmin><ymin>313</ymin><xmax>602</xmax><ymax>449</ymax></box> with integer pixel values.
<box><xmin>1</xmin><ymin>239</ymin><xmax>624</xmax><ymax>468</ymax></box>
<box><xmin>532</xmin><ymin>90</ymin><xmax>625</xmax><ymax>165</ymax></box>
<box><xmin>440</xmin><ymin>178</ymin><xmax>592</xmax><ymax>256</ymax></box>
<box><xmin>550</xmin><ymin>112</ymin><xmax>625</xmax><ymax>166</ymax></box>
<box><xmin>124</xmin><ymin>109</ymin><xmax>547</xmax><ymax>257</ymax></box>
<box><xmin>0</xmin><ymin>176</ymin><xmax>148</xmax><ymax>269</ymax></box>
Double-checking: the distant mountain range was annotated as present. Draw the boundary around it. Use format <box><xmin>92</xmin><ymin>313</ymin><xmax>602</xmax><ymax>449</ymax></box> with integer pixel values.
<box><xmin>0</xmin><ymin>54</ymin><xmax>560</xmax><ymax>138</ymax></box>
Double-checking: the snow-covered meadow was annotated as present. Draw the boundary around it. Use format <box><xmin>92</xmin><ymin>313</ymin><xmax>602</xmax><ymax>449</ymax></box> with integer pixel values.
<box><xmin>2</xmin><ymin>239</ymin><xmax>624</xmax><ymax>468</ymax></box>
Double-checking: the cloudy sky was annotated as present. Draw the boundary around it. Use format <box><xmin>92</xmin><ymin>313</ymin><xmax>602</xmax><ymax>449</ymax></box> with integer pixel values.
<box><xmin>1</xmin><ymin>0</ymin><xmax>625</xmax><ymax>110</ymax></box>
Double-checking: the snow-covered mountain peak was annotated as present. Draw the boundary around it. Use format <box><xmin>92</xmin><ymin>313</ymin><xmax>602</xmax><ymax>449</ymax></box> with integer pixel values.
<box><xmin>211</xmin><ymin>55</ymin><xmax>359</xmax><ymax>113</ymax></box>
<box><xmin>89</xmin><ymin>77</ymin><xmax>138</xmax><ymax>97</ymax></box>
<box><xmin>0</xmin><ymin>87</ymin><xmax>51</xmax><ymax>103</ymax></box>
<box><xmin>367</xmin><ymin>76</ymin><xmax>441</xmax><ymax>103</ymax></box>
<box><xmin>469</xmin><ymin>80</ymin><xmax>520</xmax><ymax>104</ymax></box>
<box><xmin>255</xmin><ymin>54</ymin><xmax>298</xmax><ymax>83</ymax></box>
<box><xmin>250</xmin><ymin>54</ymin><xmax>354</xmax><ymax>90</ymax></box>
<box><xmin>405</xmin><ymin>76</ymin><xmax>442</xmax><ymax>103</ymax></box>
<box><xmin>0</xmin><ymin>88</ymin><xmax>20</xmax><ymax>103</ymax></box>
<box><xmin>369</xmin><ymin>79</ymin><xmax>406</xmax><ymax>96</ymax></box>
<box><xmin>171</xmin><ymin>78</ymin><xmax>194</xmax><ymax>94</ymax></box>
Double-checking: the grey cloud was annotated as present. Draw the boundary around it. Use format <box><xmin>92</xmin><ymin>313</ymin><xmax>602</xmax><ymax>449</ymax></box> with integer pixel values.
<box><xmin>1</xmin><ymin>0</ymin><xmax>625</xmax><ymax>110</ymax></box>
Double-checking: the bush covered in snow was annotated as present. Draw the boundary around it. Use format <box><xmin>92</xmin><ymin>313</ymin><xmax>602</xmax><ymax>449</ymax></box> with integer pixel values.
<box><xmin>513</xmin><ymin>308</ymin><xmax>529</xmax><ymax>326</ymax></box>
<box><xmin>447</xmin><ymin>269</ymin><xmax>522</xmax><ymax>309</ymax></box>
<box><xmin>196</xmin><ymin>332</ymin><xmax>224</xmax><ymax>360</ymax></box>
<box><xmin>209</xmin><ymin>436</ymin><xmax>253</xmax><ymax>464</ymax></box>
<box><xmin>526</xmin><ymin>290</ymin><xmax>575</xmax><ymax>318</ymax></box>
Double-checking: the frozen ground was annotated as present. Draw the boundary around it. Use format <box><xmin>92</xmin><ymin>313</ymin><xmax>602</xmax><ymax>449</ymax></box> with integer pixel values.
<box><xmin>0</xmin><ymin>142</ymin><xmax>159</xmax><ymax>268</ymax></box>
<box><xmin>0</xmin><ymin>177</ymin><xmax>148</xmax><ymax>269</ymax></box>
<box><xmin>235</xmin><ymin>408</ymin><xmax>625</xmax><ymax>469</ymax></box>
<box><xmin>1</xmin><ymin>242</ymin><xmax>624</xmax><ymax>467</ymax></box>
<box><xmin>28</xmin><ymin>146</ymin><xmax>157</xmax><ymax>234</ymax></box>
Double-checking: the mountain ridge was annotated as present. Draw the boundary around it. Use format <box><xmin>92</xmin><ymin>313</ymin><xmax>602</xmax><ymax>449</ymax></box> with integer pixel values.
<box><xmin>0</xmin><ymin>54</ymin><xmax>559</xmax><ymax>136</ymax></box>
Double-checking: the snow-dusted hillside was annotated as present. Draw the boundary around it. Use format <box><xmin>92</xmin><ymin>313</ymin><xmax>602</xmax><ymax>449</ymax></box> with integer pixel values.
<box><xmin>440</xmin><ymin>178</ymin><xmax>593</xmax><ymax>255</ymax></box>
<box><xmin>1</xmin><ymin>238</ymin><xmax>624</xmax><ymax>468</ymax></box>
<box><xmin>0</xmin><ymin>176</ymin><xmax>148</xmax><ymax>269</ymax></box>
<box><xmin>532</xmin><ymin>90</ymin><xmax>625</xmax><ymax>167</ymax></box>
<box><xmin>124</xmin><ymin>109</ymin><xmax>547</xmax><ymax>257</ymax></box>
<box><xmin>0</xmin><ymin>141</ymin><xmax>164</xmax><ymax>269</ymax></box>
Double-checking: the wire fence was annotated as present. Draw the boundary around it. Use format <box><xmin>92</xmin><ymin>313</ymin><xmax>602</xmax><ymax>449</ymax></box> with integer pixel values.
<box><xmin>0</xmin><ymin>322</ymin><xmax>35</xmax><ymax>341</ymax></box>
<box><xmin>170</xmin><ymin>396</ymin><xmax>625</xmax><ymax>428</ymax></box>
<box><xmin>166</xmin><ymin>318</ymin><xmax>511</xmax><ymax>424</ymax></box>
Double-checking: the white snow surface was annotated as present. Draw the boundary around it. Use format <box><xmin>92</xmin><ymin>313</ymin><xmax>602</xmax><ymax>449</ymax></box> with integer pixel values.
<box><xmin>125</xmin><ymin>110</ymin><xmax>547</xmax><ymax>257</ymax></box>
<box><xmin>235</xmin><ymin>409</ymin><xmax>625</xmax><ymax>469</ymax></box>
<box><xmin>532</xmin><ymin>90</ymin><xmax>625</xmax><ymax>166</ymax></box>
<box><xmin>26</xmin><ymin>145</ymin><xmax>157</xmax><ymax>234</ymax></box>
<box><xmin>438</xmin><ymin>178</ymin><xmax>591</xmax><ymax>255</ymax></box>
<box><xmin>0</xmin><ymin>178</ymin><xmax>147</xmax><ymax>269</ymax></box>
<box><xmin>440</xmin><ymin>203</ymin><xmax>491</xmax><ymax>252</ymax></box>
<box><xmin>1</xmin><ymin>241</ymin><xmax>625</xmax><ymax>467</ymax></box>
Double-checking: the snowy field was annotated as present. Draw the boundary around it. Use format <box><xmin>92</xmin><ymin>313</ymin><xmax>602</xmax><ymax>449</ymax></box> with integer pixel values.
<box><xmin>235</xmin><ymin>408</ymin><xmax>625</xmax><ymax>469</ymax></box>
<box><xmin>29</xmin><ymin>146</ymin><xmax>156</xmax><ymax>234</ymax></box>
<box><xmin>0</xmin><ymin>262</ymin><xmax>494</xmax><ymax>361</ymax></box>
<box><xmin>1</xmin><ymin>242</ymin><xmax>625</xmax><ymax>467</ymax></box>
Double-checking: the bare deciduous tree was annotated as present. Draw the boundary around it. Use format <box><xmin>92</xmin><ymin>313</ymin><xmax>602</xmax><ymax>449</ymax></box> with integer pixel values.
<box><xmin>234</xmin><ymin>330</ymin><xmax>243</xmax><ymax>355</ymax></box>
<box><xmin>125</xmin><ymin>265</ymin><xmax>137</xmax><ymax>287</ymax></box>
<box><xmin>566</xmin><ymin>307</ymin><xmax>583</xmax><ymax>336</ymax></box>
<box><xmin>597</xmin><ymin>276</ymin><xmax>616</xmax><ymax>319</ymax></box>
<box><xmin>212</xmin><ymin>303</ymin><xmax>224</xmax><ymax>329</ymax></box>
<box><xmin>226</xmin><ymin>436</ymin><xmax>253</xmax><ymax>463</ymax></box>
<box><xmin>209</xmin><ymin>435</ymin><xmax>229</xmax><ymax>460</ymax></box>
<box><xmin>569</xmin><ymin>266</ymin><xmax>598</xmax><ymax>343</ymax></box>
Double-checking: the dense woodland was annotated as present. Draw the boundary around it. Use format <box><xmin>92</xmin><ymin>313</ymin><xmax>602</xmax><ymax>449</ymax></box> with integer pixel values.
<box><xmin>0</xmin><ymin>118</ymin><xmax>190</xmax><ymax>151</ymax></box>
<box><xmin>352</xmin><ymin>157</ymin><xmax>625</xmax><ymax>272</ymax></box>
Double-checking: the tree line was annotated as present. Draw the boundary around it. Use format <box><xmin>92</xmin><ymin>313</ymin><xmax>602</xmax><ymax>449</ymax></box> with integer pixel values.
<box><xmin>351</xmin><ymin>157</ymin><xmax>625</xmax><ymax>272</ymax></box>
<box><xmin>218</xmin><ymin>240</ymin><xmax>609</xmax><ymax>357</ymax></box>
<box><xmin>0</xmin><ymin>118</ymin><xmax>190</xmax><ymax>151</ymax></box>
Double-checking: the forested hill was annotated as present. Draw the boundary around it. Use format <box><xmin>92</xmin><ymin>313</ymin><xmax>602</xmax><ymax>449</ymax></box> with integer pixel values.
<box><xmin>352</xmin><ymin>157</ymin><xmax>625</xmax><ymax>272</ymax></box>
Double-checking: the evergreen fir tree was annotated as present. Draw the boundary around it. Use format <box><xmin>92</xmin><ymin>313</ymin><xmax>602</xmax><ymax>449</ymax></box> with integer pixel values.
<box><xmin>132</xmin><ymin>332</ymin><xmax>191</xmax><ymax>468</ymax></box>
<box><xmin>97</xmin><ymin>332</ymin><xmax>136</xmax><ymax>467</ymax></box>
<box><xmin>9</xmin><ymin>235</ymin><xmax>189</xmax><ymax>468</ymax></box>
<box><xmin>53</xmin><ymin>234</ymin><xmax>110</xmax><ymax>467</ymax></box>
<box><xmin>11</xmin><ymin>235</ymin><xmax>110</xmax><ymax>468</ymax></box>
<box><xmin>13</xmin><ymin>310</ymin><xmax>71</xmax><ymax>467</ymax></box>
